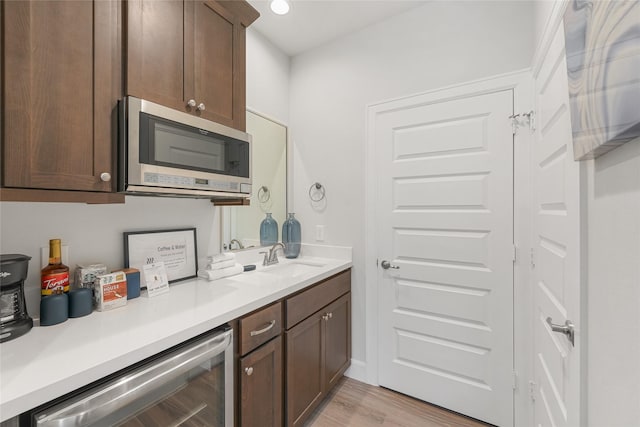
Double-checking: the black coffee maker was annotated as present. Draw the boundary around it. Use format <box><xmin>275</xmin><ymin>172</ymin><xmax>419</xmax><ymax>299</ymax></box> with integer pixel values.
<box><xmin>0</xmin><ymin>254</ymin><xmax>33</xmax><ymax>342</ymax></box>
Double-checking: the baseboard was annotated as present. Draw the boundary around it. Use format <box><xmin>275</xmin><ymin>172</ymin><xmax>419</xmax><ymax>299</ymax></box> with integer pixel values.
<box><xmin>344</xmin><ymin>358</ymin><xmax>368</xmax><ymax>383</ymax></box>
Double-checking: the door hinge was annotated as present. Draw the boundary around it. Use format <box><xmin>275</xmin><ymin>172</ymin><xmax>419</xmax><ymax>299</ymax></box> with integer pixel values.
<box><xmin>376</xmin><ymin>258</ymin><xmax>379</xmax><ymax>267</ymax></box>
<box><xmin>530</xmin><ymin>248</ymin><xmax>536</xmax><ymax>269</ymax></box>
<box><xmin>529</xmin><ymin>380</ymin><xmax>537</xmax><ymax>401</ymax></box>
<box><xmin>512</xmin><ymin>245</ymin><xmax>517</xmax><ymax>263</ymax></box>
<box><xmin>509</xmin><ymin>114</ymin><xmax>519</xmax><ymax>134</ymax></box>
<box><xmin>512</xmin><ymin>371</ymin><xmax>518</xmax><ymax>390</ymax></box>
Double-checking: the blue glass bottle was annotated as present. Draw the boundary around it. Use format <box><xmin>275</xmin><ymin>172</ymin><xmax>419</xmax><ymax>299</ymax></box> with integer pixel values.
<box><xmin>282</xmin><ymin>213</ymin><xmax>301</xmax><ymax>258</ymax></box>
<box><xmin>260</xmin><ymin>213</ymin><xmax>278</xmax><ymax>246</ymax></box>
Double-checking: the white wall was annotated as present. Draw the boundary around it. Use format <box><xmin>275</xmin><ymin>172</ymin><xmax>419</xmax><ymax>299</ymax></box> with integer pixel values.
<box><xmin>586</xmin><ymin>140</ymin><xmax>640</xmax><ymax>427</ymax></box>
<box><xmin>246</xmin><ymin>28</ymin><xmax>291</xmax><ymax>124</ymax></box>
<box><xmin>288</xmin><ymin>1</ymin><xmax>534</xmax><ymax>370</ymax></box>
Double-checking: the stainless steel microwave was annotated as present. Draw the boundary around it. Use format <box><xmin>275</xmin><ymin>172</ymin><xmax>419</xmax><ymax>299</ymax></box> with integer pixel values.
<box><xmin>118</xmin><ymin>96</ymin><xmax>252</xmax><ymax>199</ymax></box>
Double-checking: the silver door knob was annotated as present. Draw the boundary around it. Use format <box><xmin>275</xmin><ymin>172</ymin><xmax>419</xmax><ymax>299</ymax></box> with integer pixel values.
<box><xmin>546</xmin><ymin>317</ymin><xmax>575</xmax><ymax>347</ymax></box>
<box><xmin>187</xmin><ymin>99</ymin><xmax>196</xmax><ymax>108</ymax></box>
<box><xmin>100</xmin><ymin>172</ymin><xmax>111</xmax><ymax>182</ymax></box>
<box><xmin>197</xmin><ymin>102</ymin><xmax>206</xmax><ymax>111</ymax></box>
<box><xmin>381</xmin><ymin>260</ymin><xmax>399</xmax><ymax>270</ymax></box>
<box><xmin>244</xmin><ymin>367</ymin><xmax>253</xmax><ymax>376</ymax></box>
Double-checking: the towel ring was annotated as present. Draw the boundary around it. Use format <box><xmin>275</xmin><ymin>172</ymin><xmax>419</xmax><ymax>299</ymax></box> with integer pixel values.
<box><xmin>257</xmin><ymin>186</ymin><xmax>271</xmax><ymax>203</ymax></box>
<box><xmin>308</xmin><ymin>182</ymin><xmax>325</xmax><ymax>202</ymax></box>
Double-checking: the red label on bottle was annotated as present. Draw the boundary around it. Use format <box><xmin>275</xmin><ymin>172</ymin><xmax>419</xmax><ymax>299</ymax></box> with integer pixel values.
<box><xmin>41</xmin><ymin>272</ymin><xmax>70</xmax><ymax>295</ymax></box>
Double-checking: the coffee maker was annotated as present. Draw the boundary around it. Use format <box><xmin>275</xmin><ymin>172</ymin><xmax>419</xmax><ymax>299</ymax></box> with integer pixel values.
<box><xmin>0</xmin><ymin>254</ymin><xmax>33</xmax><ymax>342</ymax></box>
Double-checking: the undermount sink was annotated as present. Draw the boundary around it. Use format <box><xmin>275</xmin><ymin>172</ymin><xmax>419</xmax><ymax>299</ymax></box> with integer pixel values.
<box><xmin>262</xmin><ymin>260</ymin><xmax>325</xmax><ymax>278</ymax></box>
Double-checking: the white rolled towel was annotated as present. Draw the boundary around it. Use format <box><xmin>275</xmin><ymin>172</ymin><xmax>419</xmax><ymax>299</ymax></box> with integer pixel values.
<box><xmin>198</xmin><ymin>263</ymin><xmax>243</xmax><ymax>281</ymax></box>
<box><xmin>205</xmin><ymin>259</ymin><xmax>235</xmax><ymax>270</ymax></box>
<box><xmin>207</xmin><ymin>252</ymin><xmax>235</xmax><ymax>264</ymax></box>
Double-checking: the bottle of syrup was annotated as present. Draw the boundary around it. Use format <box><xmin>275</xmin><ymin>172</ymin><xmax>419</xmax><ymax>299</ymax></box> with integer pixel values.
<box><xmin>41</xmin><ymin>239</ymin><xmax>70</xmax><ymax>295</ymax></box>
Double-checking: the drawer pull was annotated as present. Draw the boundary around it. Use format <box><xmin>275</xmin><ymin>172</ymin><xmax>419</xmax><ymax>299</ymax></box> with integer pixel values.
<box><xmin>245</xmin><ymin>367</ymin><xmax>254</xmax><ymax>376</ymax></box>
<box><xmin>250</xmin><ymin>320</ymin><xmax>276</xmax><ymax>336</ymax></box>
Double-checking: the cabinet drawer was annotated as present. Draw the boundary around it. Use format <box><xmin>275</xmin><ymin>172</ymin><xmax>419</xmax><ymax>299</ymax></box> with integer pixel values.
<box><xmin>239</xmin><ymin>302</ymin><xmax>282</xmax><ymax>356</ymax></box>
<box><xmin>285</xmin><ymin>269</ymin><xmax>351</xmax><ymax>330</ymax></box>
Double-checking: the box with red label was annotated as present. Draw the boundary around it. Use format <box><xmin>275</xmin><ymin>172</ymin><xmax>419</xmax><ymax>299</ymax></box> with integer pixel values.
<box><xmin>94</xmin><ymin>271</ymin><xmax>127</xmax><ymax>311</ymax></box>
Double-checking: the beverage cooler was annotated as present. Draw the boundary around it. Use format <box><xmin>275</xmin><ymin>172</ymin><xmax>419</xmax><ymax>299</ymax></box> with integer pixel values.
<box><xmin>17</xmin><ymin>326</ymin><xmax>233</xmax><ymax>427</ymax></box>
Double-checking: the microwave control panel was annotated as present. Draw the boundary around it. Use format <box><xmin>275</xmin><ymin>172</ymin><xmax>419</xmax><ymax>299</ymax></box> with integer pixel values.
<box><xmin>144</xmin><ymin>172</ymin><xmax>243</xmax><ymax>193</ymax></box>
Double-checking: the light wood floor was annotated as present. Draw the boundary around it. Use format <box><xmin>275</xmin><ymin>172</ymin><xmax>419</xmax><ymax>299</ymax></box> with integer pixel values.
<box><xmin>305</xmin><ymin>377</ymin><xmax>492</xmax><ymax>427</ymax></box>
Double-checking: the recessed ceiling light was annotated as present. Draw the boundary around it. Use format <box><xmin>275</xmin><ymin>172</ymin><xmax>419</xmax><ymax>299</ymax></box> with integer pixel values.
<box><xmin>270</xmin><ymin>0</ymin><xmax>290</xmax><ymax>15</ymax></box>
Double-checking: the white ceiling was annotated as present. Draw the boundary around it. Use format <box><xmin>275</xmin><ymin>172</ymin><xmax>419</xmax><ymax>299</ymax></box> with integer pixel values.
<box><xmin>247</xmin><ymin>0</ymin><xmax>430</xmax><ymax>56</ymax></box>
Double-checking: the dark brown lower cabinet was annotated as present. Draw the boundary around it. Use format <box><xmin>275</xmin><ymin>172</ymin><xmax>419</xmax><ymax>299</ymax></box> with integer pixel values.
<box><xmin>240</xmin><ymin>335</ymin><xmax>283</xmax><ymax>427</ymax></box>
<box><xmin>324</xmin><ymin>293</ymin><xmax>351</xmax><ymax>391</ymax></box>
<box><xmin>234</xmin><ymin>269</ymin><xmax>351</xmax><ymax>427</ymax></box>
<box><xmin>286</xmin><ymin>287</ymin><xmax>351</xmax><ymax>427</ymax></box>
<box><xmin>285</xmin><ymin>311</ymin><xmax>324</xmax><ymax>427</ymax></box>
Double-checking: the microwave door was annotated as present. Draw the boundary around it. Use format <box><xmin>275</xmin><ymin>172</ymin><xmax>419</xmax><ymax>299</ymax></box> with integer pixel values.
<box><xmin>149</xmin><ymin>122</ymin><xmax>227</xmax><ymax>174</ymax></box>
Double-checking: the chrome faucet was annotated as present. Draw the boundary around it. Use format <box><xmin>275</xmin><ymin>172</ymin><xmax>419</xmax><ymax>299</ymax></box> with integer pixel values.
<box><xmin>261</xmin><ymin>242</ymin><xmax>285</xmax><ymax>266</ymax></box>
<box><xmin>230</xmin><ymin>239</ymin><xmax>244</xmax><ymax>250</ymax></box>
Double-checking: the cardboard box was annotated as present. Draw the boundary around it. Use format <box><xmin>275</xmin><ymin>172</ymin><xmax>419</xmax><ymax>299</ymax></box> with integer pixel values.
<box><xmin>94</xmin><ymin>271</ymin><xmax>127</xmax><ymax>311</ymax></box>
<box><xmin>74</xmin><ymin>263</ymin><xmax>107</xmax><ymax>290</ymax></box>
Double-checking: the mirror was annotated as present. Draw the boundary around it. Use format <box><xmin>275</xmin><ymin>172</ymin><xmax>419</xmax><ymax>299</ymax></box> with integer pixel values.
<box><xmin>221</xmin><ymin>111</ymin><xmax>287</xmax><ymax>250</ymax></box>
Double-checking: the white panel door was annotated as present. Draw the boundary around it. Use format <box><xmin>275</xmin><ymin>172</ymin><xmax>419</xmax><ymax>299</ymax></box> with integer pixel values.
<box><xmin>375</xmin><ymin>90</ymin><xmax>514</xmax><ymax>426</ymax></box>
<box><xmin>532</xmin><ymin>24</ymin><xmax>582</xmax><ymax>427</ymax></box>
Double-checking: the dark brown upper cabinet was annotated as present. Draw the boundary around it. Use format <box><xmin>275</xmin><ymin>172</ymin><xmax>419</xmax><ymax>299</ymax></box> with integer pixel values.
<box><xmin>2</xmin><ymin>0</ymin><xmax>122</xmax><ymax>200</ymax></box>
<box><xmin>126</xmin><ymin>0</ymin><xmax>259</xmax><ymax>132</ymax></box>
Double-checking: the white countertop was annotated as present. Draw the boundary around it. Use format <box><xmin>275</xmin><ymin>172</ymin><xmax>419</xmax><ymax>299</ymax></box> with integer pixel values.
<box><xmin>0</xmin><ymin>246</ymin><xmax>352</xmax><ymax>421</ymax></box>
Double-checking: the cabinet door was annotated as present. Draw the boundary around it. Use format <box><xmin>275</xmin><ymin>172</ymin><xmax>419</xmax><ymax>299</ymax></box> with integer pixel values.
<box><xmin>3</xmin><ymin>0</ymin><xmax>120</xmax><ymax>192</ymax></box>
<box><xmin>187</xmin><ymin>0</ymin><xmax>245</xmax><ymax>130</ymax></box>
<box><xmin>126</xmin><ymin>0</ymin><xmax>187</xmax><ymax>112</ymax></box>
<box><xmin>285</xmin><ymin>313</ymin><xmax>324</xmax><ymax>427</ymax></box>
<box><xmin>323</xmin><ymin>293</ymin><xmax>351</xmax><ymax>391</ymax></box>
<box><xmin>240</xmin><ymin>336</ymin><xmax>283</xmax><ymax>427</ymax></box>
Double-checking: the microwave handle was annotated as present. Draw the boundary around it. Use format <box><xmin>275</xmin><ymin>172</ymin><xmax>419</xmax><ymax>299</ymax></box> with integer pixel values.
<box><xmin>34</xmin><ymin>329</ymin><xmax>232</xmax><ymax>427</ymax></box>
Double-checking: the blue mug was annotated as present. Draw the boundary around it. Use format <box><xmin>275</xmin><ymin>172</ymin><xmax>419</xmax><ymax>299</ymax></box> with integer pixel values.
<box><xmin>40</xmin><ymin>293</ymin><xmax>68</xmax><ymax>326</ymax></box>
<box><xmin>68</xmin><ymin>288</ymin><xmax>93</xmax><ymax>318</ymax></box>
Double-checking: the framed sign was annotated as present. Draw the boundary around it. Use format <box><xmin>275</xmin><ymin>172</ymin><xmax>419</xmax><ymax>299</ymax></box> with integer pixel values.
<box><xmin>124</xmin><ymin>228</ymin><xmax>198</xmax><ymax>284</ymax></box>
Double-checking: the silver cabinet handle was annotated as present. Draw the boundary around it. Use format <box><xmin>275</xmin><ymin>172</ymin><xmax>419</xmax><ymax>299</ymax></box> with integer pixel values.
<box><xmin>197</xmin><ymin>102</ymin><xmax>206</xmax><ymax>111</ymax></box>
<box><xmin>245</xmin><ymin>366</ymin><xmax>254</xmax><ymax>376</ymax></box>
<box><xmin>322</xmin><ymin>314</ymin><xmax>328</xmax><ymax>321</ymax></box>
<box><xmin>35</xmin><ymin>329</ymin><xmax>232</xmax><ymax>426</ymax></box>
<box><xmin>381</xmin><ymin>260</ymin><xmax>399</xmax><ymax>270</ymax></box>
<box><xmin>327</xmin><ymin>312</ymin><xmax>333</xmax><ymax>319</ymax></box>
<box><xmin>546</xmin><ymin>317</ymin><xmax>575</xmax><ymax>347</ymax></box>
<box><xmin>187</xmin><ymin>99</ymin><xmax>196</xmax><ymax>108</ymax></box>
<box><xmin>249</xmin><ymin>320</ymin><xmax>275</xmax><ymax>336</ymax></box>
<box><xmin>100</xmin><ymin>172</ymin><xmax>111</xmax><ymax>182</ymax></box>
